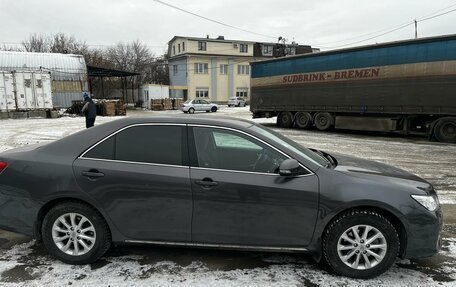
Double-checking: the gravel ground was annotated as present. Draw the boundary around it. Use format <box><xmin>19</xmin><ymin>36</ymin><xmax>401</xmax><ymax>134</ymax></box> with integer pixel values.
<box><xmin>0</xmin><ymin>106</ymin><xmax>455</xmax><ymax>286</ymax></box>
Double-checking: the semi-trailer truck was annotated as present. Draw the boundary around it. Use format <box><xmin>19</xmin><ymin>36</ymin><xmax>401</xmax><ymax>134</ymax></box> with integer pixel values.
<box><xmin>250</xmin><ymin>35</ymin><xmax>456</xmax><ymax>143</ymax></box>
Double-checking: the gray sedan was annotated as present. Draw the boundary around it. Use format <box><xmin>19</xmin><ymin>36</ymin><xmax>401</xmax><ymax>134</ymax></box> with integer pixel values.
<box><xmin>0</xmin><ymin>116</ymin><xmax>441</xmax><ymax>279</ymax></box>
<box><xmin>180</xmin><ymin>99</ymin><xmax>218</xmax><ymax>113</ymax></box>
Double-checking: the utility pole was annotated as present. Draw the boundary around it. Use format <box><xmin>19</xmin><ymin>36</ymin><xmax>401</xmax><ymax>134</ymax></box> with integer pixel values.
<box><xmin>414</xmin><ymin>20</ymin><xmax>418</xmax><ymax>39</ymax></box>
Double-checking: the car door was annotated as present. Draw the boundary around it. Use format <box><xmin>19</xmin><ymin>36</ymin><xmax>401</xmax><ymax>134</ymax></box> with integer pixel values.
<box><xmin>189</xmin><ymin>126</ymin><xmax>319</xmax><ymax>247</ymax></box>
<box><xmin>201</xmin><ymin>100</ymin><xmax>210</xmax><ymax>111</ymax></box>
<box><xmin>193</xmin><ymin>100</ymin><xmax>202</xmax><ymax>111</ymax></box>
<box><xmin>73</xmin><ymin>124</ymin><xmax>192</xmax><ymax>242</ymax></box>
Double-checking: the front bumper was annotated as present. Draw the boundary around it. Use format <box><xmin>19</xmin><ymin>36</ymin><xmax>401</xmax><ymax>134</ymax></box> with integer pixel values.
<box><xmin>403</xmin><ymin>206</ymin><xmax>443</xmax><ymax>258</ymax></box>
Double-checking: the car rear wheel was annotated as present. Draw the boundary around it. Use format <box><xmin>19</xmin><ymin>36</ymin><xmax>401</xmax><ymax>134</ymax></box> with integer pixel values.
<box><xmin>188</xmin><ymin>108</ymin><xmax>195</xmax><ymax>114</ymax></box>
<box><xmin>211</xmin><ymin>106</ymin><xmax>217</xmax><ymax>112</ymax></box>
<box><xmin>41</xmin><ymin>202</ymin><xmax>111</xmax><ymax>265</ymax></box>
<box><xmin>323</xmin><ymin>210</ymin><xmax>399</xmax><ymax>279</ymax></box>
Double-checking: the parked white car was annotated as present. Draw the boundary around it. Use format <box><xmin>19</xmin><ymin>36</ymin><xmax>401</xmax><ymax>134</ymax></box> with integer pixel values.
<box><xmin>228</xmin><ymin>97</ymin><xmax>247</xmax><ymax>107</ymax></box>
<box><xmin>181</xmin><ymin>99</ymin><xmax>218</xmax><ymax>114</ymax></box>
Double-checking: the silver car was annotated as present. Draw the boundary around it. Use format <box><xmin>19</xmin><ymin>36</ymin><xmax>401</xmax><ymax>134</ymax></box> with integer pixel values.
<box><xmin>228</xmin><ymin>97</ymin><xmax>247</xmax><ymax>107</ymax></box>
<box><xmin>181</xmin><ymin>99</ymin><xmax>218</xmax><ymax>114</ymax></box>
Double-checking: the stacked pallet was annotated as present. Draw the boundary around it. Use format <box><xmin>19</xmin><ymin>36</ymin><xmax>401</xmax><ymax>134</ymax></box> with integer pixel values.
<box><xmin>173</xmin><ymin>99</ymin><xmax>183</xmax><ymax>110</ymax></box>
<box><xmin>150</xmin><ymin>98</ymin><xmax>184</xmax><ymax>110</ymax></box>
<box><xmin>67</xmin><ymin>99</ymin><xmax>126</xmax><ymax>116</ymax></box>
<box><xmin>102</xmin><ymin>102</ymin><xmax>116</xmax><ymax>116</ymax></box>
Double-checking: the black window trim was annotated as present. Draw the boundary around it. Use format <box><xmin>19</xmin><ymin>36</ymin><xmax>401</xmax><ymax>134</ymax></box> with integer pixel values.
<box><xmin>79</xmin><ymin>123</ymin><xmax>189</xmax><ymax>169</ymax></box>
<box><xmin>188</xmin><ymin>124</ymin><xmax>313</xmax><ymax>177</ymax></box>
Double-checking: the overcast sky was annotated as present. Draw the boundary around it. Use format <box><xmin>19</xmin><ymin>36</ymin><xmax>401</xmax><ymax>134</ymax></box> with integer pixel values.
<box><xmin>1</xmin><ymin>0</ymin><xmax>455</xmax><ymax>55</ymax></box>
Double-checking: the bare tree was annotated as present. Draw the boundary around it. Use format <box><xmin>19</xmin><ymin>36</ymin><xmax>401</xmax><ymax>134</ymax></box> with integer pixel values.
<box><xmin>22</xmin><ymin>33</ymin><xmax>89</xmax><ymax>54</ymax></box>
<box><xmin>50</xmin><ymin>33</ymin><xmax>89</xmax><ymax>55</ymax></box>
<box><xmin>22</xmin><ymin>33</ymin><xmax>52</xmax><ymax>52</ymax></box>
<box><xmin>0</xmin><ymin>44</ymin><xmax>24</xmax><ymax>52</ymax></box>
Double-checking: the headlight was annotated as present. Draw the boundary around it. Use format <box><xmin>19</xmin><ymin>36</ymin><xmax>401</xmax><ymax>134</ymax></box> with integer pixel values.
<box><xmin>411</xmin><ymin>194</ymin><xmax>439</xmax><ymax>212</ymax></box>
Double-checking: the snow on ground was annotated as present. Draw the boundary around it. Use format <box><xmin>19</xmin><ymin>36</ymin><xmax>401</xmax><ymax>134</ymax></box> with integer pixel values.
<box><xmin>0</xmin><ymin>106</ymin><xmax>456</xmax><ymax>286</ymax></box>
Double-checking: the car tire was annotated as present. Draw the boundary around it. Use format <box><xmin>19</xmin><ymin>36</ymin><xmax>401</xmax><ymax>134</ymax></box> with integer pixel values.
<box><xmin>323</xmin><ymin>210</ymin><xmax>399</xmax><ymax>279</ymax></box>
<box><xmin>41</xmin><ymin>201</ymin><xmax>111</xmax><ymax>265</ymax></box>
<box><xmin>277</xmin><ymin>112</ymin><xmax>294</xmax><ymax>128</ymax></box>
<box><xmin>211</xmin><ymin>106</ymin><xmax>217</xmax><ymax>112</ymax></box>
<box><xmin>189</xmin><ymin>108</ymin><xmax>195</xmax><ymax>114</ymax></box>
<box><xmin>434</xmin><ymin>118</ymin><xmax>456</xmax><ymax>143</ymax></box>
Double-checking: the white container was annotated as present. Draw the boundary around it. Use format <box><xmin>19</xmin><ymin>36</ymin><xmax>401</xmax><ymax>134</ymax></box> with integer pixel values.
<box><xmin>141</xmin><ymin>84</ymin><xmax>169</xmax><ymax>108</ymax></box>
<box><xmin>0</xmin><ymin>71</ymin><xmax>53</xmax><ymax>111</ymax></box>
<box><xmin>0</xmin><ymin>72</ymin><xmax>17</xmax><ymax>111</ymax></box>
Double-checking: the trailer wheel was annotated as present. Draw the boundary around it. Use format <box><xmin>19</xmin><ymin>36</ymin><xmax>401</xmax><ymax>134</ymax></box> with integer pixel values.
<box><xmin>295</xmin><ymin>112</ymin><xmax>312</xmax><ymax>129</ymax></box>
<box><xmin>277</xmin><ymin>112</ymin><xmax>294</xmax><ymax>128</ymax></box>
<box><xmin>434</xmin><ymin>118</ymin><xmax>456</xmax><ymax>143</ymax></box>
<box><xmin>315</xmin><ymin>112</ymin><xmax>333</xmax><ymax>131</ymax></box>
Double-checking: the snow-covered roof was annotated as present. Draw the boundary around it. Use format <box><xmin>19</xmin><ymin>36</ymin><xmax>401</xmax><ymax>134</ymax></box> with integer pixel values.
<box><xmin>0</xmin><ymin>51</ymin><xmax>87</xmax><ymax>80</ymax></box>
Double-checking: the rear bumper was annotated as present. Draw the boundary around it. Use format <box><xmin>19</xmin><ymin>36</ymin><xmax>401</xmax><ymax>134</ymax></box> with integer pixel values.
<box><xmin>0</xmin><ymin>188</ymin><xmax>39</xmax><ymax>237</ymax></box>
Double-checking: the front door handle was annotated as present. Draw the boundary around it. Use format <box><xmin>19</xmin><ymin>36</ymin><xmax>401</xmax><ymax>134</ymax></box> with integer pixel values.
<box><xmin>195</xmin><ymin>178</ymin><xmax>219</xmax><ymax>188</ymax></box>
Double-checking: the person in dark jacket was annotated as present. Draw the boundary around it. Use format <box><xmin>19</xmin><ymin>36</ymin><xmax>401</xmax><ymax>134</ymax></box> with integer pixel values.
<box><xmin>81</xmin><ymin>93</ymin><xmax>97</xmax><ymax>128</ymax></box>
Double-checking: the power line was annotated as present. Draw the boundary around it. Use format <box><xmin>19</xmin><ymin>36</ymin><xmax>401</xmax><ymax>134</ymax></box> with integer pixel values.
<box><xmin>418</xmin><ymin>7</ymin><xmax>456</xmax><ymax>21</ymax></box>
<box><xmin>312</xmin><ymin>3</ymin><xmax>456</xmax><ymax>49</ymax></box>
<box><xmin>152</xmin><ymin>0</ymin><xmax>277</xmax><ymax>40</ymax></box>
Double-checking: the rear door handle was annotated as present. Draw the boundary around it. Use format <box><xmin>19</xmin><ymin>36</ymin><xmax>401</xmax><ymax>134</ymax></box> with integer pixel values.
<box><xmin>82</xmin><ymin>170</ymin><xmax>105</xmax><ymax>179</ymax></box>
<box><xmin>195</xmin><ymin>178</ymin><xmax>218</xmax><ymax>188</ymax></box>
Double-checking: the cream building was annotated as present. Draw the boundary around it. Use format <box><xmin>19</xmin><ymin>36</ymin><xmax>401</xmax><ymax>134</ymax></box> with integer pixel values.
<box><xmin>167</xmin><ymin>36</ymin><xmax>313</xmax><ymax>103</ymax></box>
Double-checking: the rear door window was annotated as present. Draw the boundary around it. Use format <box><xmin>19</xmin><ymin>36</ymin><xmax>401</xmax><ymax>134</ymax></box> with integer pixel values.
<box><xmin>83</xmin><ymin>125</ymin><xmax>185</xmax><ymax>166</ymax></box>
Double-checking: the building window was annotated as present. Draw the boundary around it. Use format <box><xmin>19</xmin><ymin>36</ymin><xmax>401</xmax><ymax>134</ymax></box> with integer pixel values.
<box><xmin>236</xmin><ymin>88</ymin><xmax>248</xmax><ymax>98</ymax></box>
<box><xmin>194</xmin><ymin>63</ymin><xmax>208</xmax><ymax>74</ymax></box>
<box><xmin>182</xmin><ymin>42</ymin><xmax>185</xmax><ymax>51</ymax></box>
<box><xmin>198</xmin><ymin>41</ymin><xmax>207</xmax><ymax>51</ymax></box>
<box><xmin>173</xmin><ymin>45</ymin><xmax>175</xmax><ymax>55</ymax></box>
<box><xmin>178</xmin><ymin>44</ymin><xmax>181</xmax><ymax>53</ymax></box>
<box><xmin>220</xmin><ymin>64</ymin><xmax>228</xmax><ymax>75</ymax></box>
<box><xmin>196</xmin><ymin>88</ymin><xmax>209</xmax><ymax>98</ymax></box>
<box><xmin>173</xmin><ymin>65</ymin><xmax>178</xmax><ymax>76</ymax></box>
<box><xmin>262</xmin><ymin>45</ymin><xmax>273</xmax><ymax>56</ymax></box>
<box><xmin>237</xmin><ymin>65</ymin><xmax>250</xmax><ymax>75</ymax></box>
<box><xmin>240</xmin><ymin>44</ymin><xmax>248</xmax><ymax>53</ymax></box>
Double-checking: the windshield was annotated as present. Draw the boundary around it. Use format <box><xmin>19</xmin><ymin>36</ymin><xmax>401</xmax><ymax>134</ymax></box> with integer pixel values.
<box><xmin>249</xmin><ymin>124</ymin><xmax>329</xmax><ymax>167</ymax></box>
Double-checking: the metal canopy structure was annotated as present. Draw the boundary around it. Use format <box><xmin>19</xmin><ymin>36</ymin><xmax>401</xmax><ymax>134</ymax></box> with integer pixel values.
<box><xmin>87</xmin><ymin>65</ymin><xmax>140</xmax><ymax>102</ymax></box>
<box><xmin>87</xmin><ymin>65</ymin><xmax>140</xmax><ymax>77</ymax></box>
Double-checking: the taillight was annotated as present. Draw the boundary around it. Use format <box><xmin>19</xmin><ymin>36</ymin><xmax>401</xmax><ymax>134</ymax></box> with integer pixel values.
<box><xmin>0</xmin><ymin>161</ymin><xmax>7</xmax><ymax>174</ymax></box>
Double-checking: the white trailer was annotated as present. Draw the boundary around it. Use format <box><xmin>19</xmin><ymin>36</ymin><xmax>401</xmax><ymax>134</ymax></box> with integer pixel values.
<box><xmin>0</xmin><ymin>71</ymin><xmax>53</xmax><ymax>111</ymax></box>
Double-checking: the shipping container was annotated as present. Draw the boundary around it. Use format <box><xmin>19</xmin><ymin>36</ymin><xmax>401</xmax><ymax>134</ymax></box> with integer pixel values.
<box><xmin>0</xmin><ymin>71</ymin><xmax>53</xmax><ymax>111</ymax></box>
<box><xmin>250</xmin><ymin>34</ymin><xmax>456</xmax><ymax>143</ymax></box>
<box><xmin>0</xmin><ymin>51</ymin><xmax>87</xmax><ymax>108</ymax></box>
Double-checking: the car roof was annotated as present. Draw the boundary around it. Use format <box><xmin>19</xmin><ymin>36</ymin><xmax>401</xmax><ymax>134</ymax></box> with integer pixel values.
<box><xmin>114</xmin><ymin>115</ymin><xmax>254</xmax><ymax>129</ymax></box>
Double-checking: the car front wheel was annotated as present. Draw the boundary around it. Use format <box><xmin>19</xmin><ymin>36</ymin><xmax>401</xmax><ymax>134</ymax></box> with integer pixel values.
<box><xmin>211</xmin><ymin>106</ymin><xmax>217</xmax><ymax>112</ymax></box>
<box><xmin>323</xmin><ymin>210</ymin><xmax>399</xmax><ymax>279</ymax></box>
<box><xmin>41</xmin><ymin>201</ymin><xmax>111</xmax><ymax>265</ymax></box>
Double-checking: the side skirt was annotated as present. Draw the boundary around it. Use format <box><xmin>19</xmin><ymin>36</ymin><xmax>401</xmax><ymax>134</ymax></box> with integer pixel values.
<box><xmin>124</xmin><ymin>240</ymin><xmax>308</xmax><ymax>253</ymax></box>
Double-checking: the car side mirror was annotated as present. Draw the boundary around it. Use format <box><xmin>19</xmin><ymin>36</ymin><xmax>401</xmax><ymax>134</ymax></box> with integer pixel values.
<box><xmin>279</xmin><ymin>159</ymin><xmax>302</xmax><ymax>176</ymax></box>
